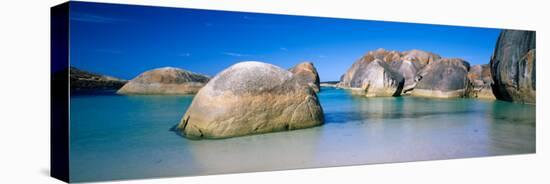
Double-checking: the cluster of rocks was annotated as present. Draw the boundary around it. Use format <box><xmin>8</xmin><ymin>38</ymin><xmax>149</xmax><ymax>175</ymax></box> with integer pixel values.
<box><xmin>335</xmin><ymin>29</ymin><xmax>535</xmax><ymax>103</ymax></box>
<box><xmin>176</xmin><ymin>29</ymin><xmax>535</xmax><ymax>139</ymax></box>
<box><xmin>337</xmin><ymin>48</ymin><xmax>476</xmax><ymax>98</ymax></box>
<box><xmin>71</xmin><ymin>62</ymin><xmax>324</xmax><ymax>139</ymax></box>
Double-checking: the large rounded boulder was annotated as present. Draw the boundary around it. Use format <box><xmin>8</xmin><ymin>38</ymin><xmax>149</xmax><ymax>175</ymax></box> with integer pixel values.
<box><xmin>411</xmin><ymin>58</ymin><xmax>470</xmax><ymax>98</ymax></box>
<box><xmin>176</xmin><ymin>61</ymin><xmax>324</xmax><ymax>139</ymax></box>
<box><xmin>338</xmin><ymin>49</ymin><xmax>405</xmax><ymax>97</ymax></box>
<box><xmin>117</xmin><ymin>67</ymin><xmax>210</xmax><ymax>95</ymax></box>
<box><xmin>490</xmin><ymin>30</ymin><xmax>536</xmax><ymax>104</ymax></box>
<box><xmin>289</xmin><ymin>62</ymin><xmax>321</xmax><ymax>92</ymax></box>
<box><xmin>466</xmin><ymin>64</ymin><xmax>495</xmax><ymax>99</ymax></box>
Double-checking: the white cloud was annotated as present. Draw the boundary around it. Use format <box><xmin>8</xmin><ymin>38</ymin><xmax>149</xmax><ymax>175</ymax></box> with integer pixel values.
<box><xmin>179</xmin><ymin>53</ymin><xmax>191</xmax><ymax>57</ymax></box>
<box><xmin>222</xmin><ymin>52</ymin><xmax>250</xmax><ymax>57</ymax></box>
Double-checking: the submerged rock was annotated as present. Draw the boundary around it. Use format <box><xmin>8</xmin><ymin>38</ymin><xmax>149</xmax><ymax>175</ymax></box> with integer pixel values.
<box><xmin>289</xmin><ymin>62</ymin><xmax>321</xmax><ymax>92</ymax></box>
<box><xmin>70</xmin><ymin>67</ymin><xmax>127</xmax><ymax>91</ymax></box>
<box><xmin>176</xmin><ymin>61</ymin><xmax>324</xmax><ymax>139</ymax></box>
<box><xmin>490</xmin><ymin>30</ymin><xmax>536</xmax><ymax>104</ymax></box>
<box><xmin>338</xmin><ymin>49</ymin><xmax>405</xmax><ymax>97</ymax></box>
<box><xmin>411</xmin><ymin>58</ymin><xmax>470</xmax><ymax>98</ymax></box>
<box><xmin>466</xmin><ymin>64</ymin><xmax>496</xmax><ymax>99</ymax></box>
<box><xmin>117</xmin><ymin>67</ymin><xmax>209</xmax><ymax>95</ymax></box>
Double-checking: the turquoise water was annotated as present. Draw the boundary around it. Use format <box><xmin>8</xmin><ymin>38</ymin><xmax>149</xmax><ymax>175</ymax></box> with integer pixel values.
<box><xmin>69</xmin><ymin>87</ymin><xmax>535</xmax><ymax>182</ymax></box>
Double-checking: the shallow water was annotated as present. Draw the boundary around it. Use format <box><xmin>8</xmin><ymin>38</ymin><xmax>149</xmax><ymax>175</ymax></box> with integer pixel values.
<box><xmin>69</xmin><ymin>87</ymin><xmax>535</xmax><ymax>182</ymax></box>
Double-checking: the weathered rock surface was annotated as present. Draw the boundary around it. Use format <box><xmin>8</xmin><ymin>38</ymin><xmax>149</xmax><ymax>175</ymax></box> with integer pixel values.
<box><xmin>338</xmin><ymin>49</ymin><xmax>406</xmax><ymax>96</ymax></box>
<box><xmin>411</xmin><ymin>58</ymin><xmax>470</xmax><ymax>98</ymax></box>
<box><xmin>490</xmin><ymin>30</ymin><xmax>536</xmax><ymax>104</ymax></box>
<box><xmin>390</xmin><ymin>50</ymin><xmax>440</xmax><ymax>93</ymax></box>
<box><xmin>176</xmin><ymin>61</ymin><xmax>324</xmax><ymax>139</ymax></box>
<box><xmin>70</xmin><ymin>67</ymin><xmax>127</xmax><ymax>91</ymax></box>
<box><xmin>339</xmin><ymin>57</ymin><xmax>404</xmax><ymax>97</ymax></box>
<box><xmin>466</xmin><ymin>64</ymin><xmax>496</xmax><ymax>99</ymax></box>
<box><xmin>289</xmin><ymin>62</ymin><xmax>321</xmax><ymax>92</ymax></box>
<box><xmin>117</xmin><ymin>67</ymin><xmax>209</xmax><ymax>95</ymax></box>
<box><xmin>389</xmin><ymin>59</ymin><xmax>422</xmax><ymax>93</ymax></box>
<box><xmin>401</xmin><ymin>49</ymin><xmax>442</xmax><ymax>67</ymax></box>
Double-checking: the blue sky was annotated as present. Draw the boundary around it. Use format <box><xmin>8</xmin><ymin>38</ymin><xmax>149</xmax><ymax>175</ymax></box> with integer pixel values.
<box><xmin>69</xmin><ymin>1</ymin><xmax>501</xmax><ymax>81</ymax></box>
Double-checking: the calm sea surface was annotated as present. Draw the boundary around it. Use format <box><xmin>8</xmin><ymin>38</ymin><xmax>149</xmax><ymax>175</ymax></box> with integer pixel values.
<box><xmin>69</xmin><ymin>87</ymin><xmax>535</xmax><ymax>182</ymax></box>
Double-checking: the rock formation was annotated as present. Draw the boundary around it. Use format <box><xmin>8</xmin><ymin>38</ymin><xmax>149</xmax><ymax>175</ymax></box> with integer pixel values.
<box><xmin>490</xmin><ymin>30</ymin><xmax>536</xmax><ymax>104</ymax></box>
<box><xmin>411</xmin><ymin>58</ymin><xmax>470</xmax><ymax>98</ymax></box>
<box><xmin>338</xmin><ymin>48</ymin><xmax>445</xmax><ymax>96</ymax></box>
<box><xmin>339</xmin><ymin>59</ymin><xmax>404</xmax><ymax>97</ymax></box>
<box><xmin>390</xmin><ymin>50</ymin><xmax>441</xmax><ymax>93</ymax></box>
<box><xmin>466</xmin><ymin>64</ymin><xmax>496</xmax><ymax>99</ymax></box>
<box><xmin>289</xmin><ymin>62</ymin><xmax>321</xmax><ymax>92</ymax></box>
<box><xmin>70</xmin><ymin>67</ymin><xmax>127</xmax><ymax>91</ymax></box>
<box><xmin>338</xmin><ymin>49</ymin><xmax>406</xmax><ymax>97</ymax></box>
<box><xmin>117</xmin><ymin>67</ymin><xmax>209</xmax><ymax>95</ymax></box>
<box><xmin>176</xmin><ymin>61</ymin><xmax>324</xmax><ymax>139</ymax></box>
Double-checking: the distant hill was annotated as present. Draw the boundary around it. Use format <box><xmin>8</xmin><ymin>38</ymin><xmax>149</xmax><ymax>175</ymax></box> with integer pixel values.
<box><xmin>70</xmin><ymin>67</ymin><xmax>127</xmax><ymax>91</ymax></box>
